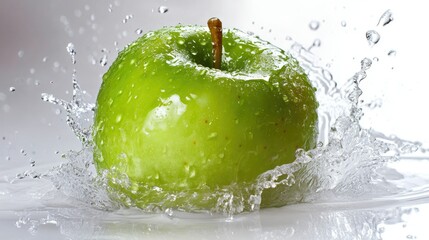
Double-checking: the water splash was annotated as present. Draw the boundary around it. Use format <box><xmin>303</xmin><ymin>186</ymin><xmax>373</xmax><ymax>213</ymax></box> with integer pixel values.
<box><xmin>41</xmin><ymin>44</ymin><xmax>94</xmax><ymax>146</ymax></box>
<box><xmin>5</xmin><ymin>22</ymin><xmax>420</xmax><ymax>218</ymax></box>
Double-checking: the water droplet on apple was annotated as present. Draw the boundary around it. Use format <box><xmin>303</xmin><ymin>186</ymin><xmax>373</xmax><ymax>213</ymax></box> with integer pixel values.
<box><xmin>158</xmin><ymin>6</ymin><xmax>168</xmax><ymax>14</ymax></box>
<box><xmin>309</xmin><ymin>20</ymin><xmax>320</xmax><ymax>30</ymax></box>
<box><xmin>378</xmin><ymin>9</ymin><xmax>393</xmax><ymax>26</ymax></box>
<box><xmin>115</xmin><ymin>115</ymin><xmax>122</xmax><ymax>123</ymax></box>
<box><xmin>189</xmin><ymin>168</ymin><xmax>196</xmax><ymax>178</ymax></box>
<box><xmin>366</xmin><ymin>30</ymin><xmax>380</xmax><ymax>46</ymax></box>
<box><xmin>207</xmin><ymin>132</ymin><xmax>218</xmax><ymax>139</ymax></box>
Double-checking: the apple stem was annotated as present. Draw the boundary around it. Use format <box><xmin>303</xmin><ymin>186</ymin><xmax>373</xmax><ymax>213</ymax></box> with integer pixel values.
<box><xmin>207</xmin><ymin>17</ymin><xmax>222</xmax><ymax>70</ymax></box>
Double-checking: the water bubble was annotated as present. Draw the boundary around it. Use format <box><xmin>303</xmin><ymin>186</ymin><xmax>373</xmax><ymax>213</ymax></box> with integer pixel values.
<box><xmin>18</xmin><ymin>50</ymin><xmax>24</xmax><ymax>58</ymax></box>
<box><xmin>378</xmin><ymin>9</ymin><xmax>393</xmax><ymax>26</ymax></box>
<box><xmin>100</xmin><ymin>55</ymin><xmax>108</xmax><ymax>66</ymax></box>
<box><xmin>309</xmin><ymin>20</ymin><xmax>320</xmax><ymax>30</ymax></box>
<box><xmin>135</xmin><ymin>28</ymin><xmax>143</xmax><ymax>35</ymax></box>
<box><xmin>388</xmin><ymin>50</ymin><xmax>396</xmax><ymax>56</ymax></box>
<box><xmin>42</xmin><ymin>57</ymin><xmax>48</xmax><ymax>62</ymax></box>
<box><xmin>5</xmin><ymin>156</ymin><xmax>10</xmax><ymax>161</ymax></box>
<box><xmin>9</xmin><ymin>87</ymin><xmax>16</xmax><ymax>92</ymax></box>
<box><xmin>341</xmin><ymin>20</ymin><xmax>347</xmax><ymax>27</ymax></box>
<box><xmin>108</xmin><ymin>4</ymin><xmax>113</xmax><ymax>12</ymax></box>
<box><xmin>366</xmin><ymin>30</ymin><xmax>380</xmax><ymax>46</ymax></box>
<box><xmin>158</xmin><ymin>6</ymin><xmax>169</xmax><ymax>14</ymax></box>
<box><xmin>373</xmin><ymin>57</ymin><xmax>379</xmax><ymax>62</ymax></box>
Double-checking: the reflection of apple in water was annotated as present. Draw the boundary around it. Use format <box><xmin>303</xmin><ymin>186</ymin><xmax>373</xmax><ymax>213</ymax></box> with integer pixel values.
<box><xmin>93</xmin><ymin>18</ymin><xmax>318</xmax><ymax>208</ymax></box>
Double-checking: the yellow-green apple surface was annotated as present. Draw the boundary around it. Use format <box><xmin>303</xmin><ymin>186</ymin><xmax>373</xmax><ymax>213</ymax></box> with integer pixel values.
<box><xmin>93</xmin><ymin>20</ymin><xmax>318</xmax><ymax>211</ymax></box>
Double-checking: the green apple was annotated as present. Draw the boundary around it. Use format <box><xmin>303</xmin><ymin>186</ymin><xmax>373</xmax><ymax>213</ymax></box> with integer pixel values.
<box><xmin>93</xmin><ymin>22</ymin><xmax>318</xmax><ymax>211</ymax></box>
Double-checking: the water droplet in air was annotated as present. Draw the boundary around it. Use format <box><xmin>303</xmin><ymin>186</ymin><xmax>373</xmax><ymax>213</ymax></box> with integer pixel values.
<box><xmin>361</xmin><ymin>58</ymin><xmax>372</xmax><ymax>70</ymax></box>
<box><xmin>378</xmin><ymin>9</ymin><xmax>393</xmax><ymax>26</ymax></box>
<box><xmin>122</xmin><ymin>14</ymin><xmax>133</xmax><ymax>23</ymax></box>
<box><xmin>341</xmin><ymin>20</ymin><xmax>347</xmax><ymax>27</ymax></box>
<box><xmin>312</xmin><ymin>39</ymin><xmax>321</xmax><ymax>47</ymax></box>
<box><xmin>18</xmin><ymin>50</ymin><xmax>24</xmax><ymax>58</ymax></box>
<box><xmin>135</xmin><ymin>28</ymin><xmax>143</xmax><ymax>35</ymax></box>
<box><xmin>100</xmin><ymin>55</ymin><xmax>108</xmax><ymax>66</ymax></box>
<box><xmin>9</xmin><ymin>87</ymin><xmax>16</xmax><ymax>92</ymax></box>
<box><xmin>66</xmin><ymin>43</ymin><xmax>76</xmax><ymax>64</ymax></box>
<box><xmin>388</xmin><ymin>50</ymin><xmax>396</xmax><ymax>56</ymax></box>
<box><xmin>366</xmin><ymin>30</ymin><xmax>380</xmax><ymax>46</ymax></box>
<box><xmin>158</xmin><ymin>6</ymin><xmax>169</xmax><ymax>13</ymax></box>
<box><xmin>309</xmin><ymin>20</ymin><xmax>320</xmax><ymax>30</ymax></box>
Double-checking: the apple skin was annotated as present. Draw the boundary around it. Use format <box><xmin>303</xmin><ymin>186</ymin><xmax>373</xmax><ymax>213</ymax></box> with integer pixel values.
<box><xmin>93</xmin><ymin>25</ymin><xmax>318</xmax><ymax>210</ymax></box>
